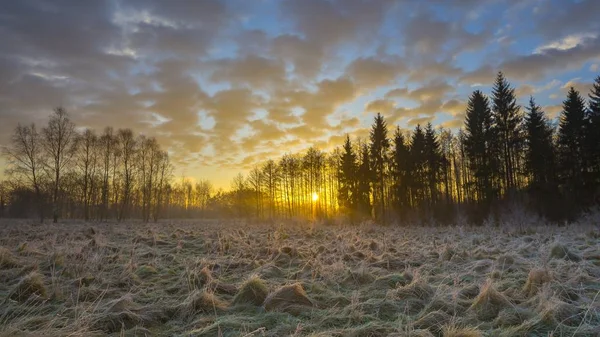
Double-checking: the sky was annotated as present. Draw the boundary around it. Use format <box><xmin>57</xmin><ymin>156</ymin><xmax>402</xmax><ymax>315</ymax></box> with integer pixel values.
<box><xmin>1</xmin><ymin>0</ymin><xmax>599</xmax><ymax>189</ymax></box>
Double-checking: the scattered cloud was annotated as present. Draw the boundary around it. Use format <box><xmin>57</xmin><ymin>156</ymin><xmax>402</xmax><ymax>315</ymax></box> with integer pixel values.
<box><xmin>0</xmin><ymin>0</ymin><xmax>598</xmax><ymax>187</ymax></box>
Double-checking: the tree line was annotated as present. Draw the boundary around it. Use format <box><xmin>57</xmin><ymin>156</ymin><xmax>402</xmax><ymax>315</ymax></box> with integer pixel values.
<box><xmin>1</xmin><ymin>109</ymin><xmax>173</xmax><ymax>222</ymax></box>
<box><xmin>1</xmin><ymin>72</ymin><xmax>600</xmax><ymax>224</ymax></box>
<box><xmin>226</xmin><ymin>72</ymin><xmax>600</xmax><ymax>224</ymax></box>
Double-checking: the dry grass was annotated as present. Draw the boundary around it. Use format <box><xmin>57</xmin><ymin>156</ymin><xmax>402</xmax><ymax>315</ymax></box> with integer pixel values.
<box><xmin>263</xmin><ymin>283</ymin><xmax>314</xmax><ymax>314</ymax></box>
<box><xmin>0</xmin><ymin>219</ymin><xmax>599</xmax><ymax>336</ymax></box>
<box><xmin>233</xmin><ymin>275</ymin><xmax>269</xmax><ymax>306</ymax></box>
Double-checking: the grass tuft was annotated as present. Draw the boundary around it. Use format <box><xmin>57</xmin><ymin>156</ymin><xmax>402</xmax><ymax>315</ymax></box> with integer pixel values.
<box><xmin>549</xmin><ymin>243</ymin><xmax>581</xmax><ymax>261</ymax></box>
<box><xmin>469</xmin><ymin>280</ymin><xmax>512</xmax><ymax>321</ymax></box>
<box><xmin>413</xmin><ymin>310</ymin><xmax>451</xmax><ymax>334</ymax></box>
<box><xmin>523</xmin><ymin>268</ymin><xmax>551</xmax><ymax>296</ymax></box>
<box><xmin>0</xmin><ymin>247</ymin><xmax>19</xmax><ymax>269</ymax></box>
<box><xmin>394</xmin><ymin>277</ymin><xmax>434</xmax><ymax>301</ymax></box>
<box><xmin>9</xmin><ymin>271</ymin><xmax>47</xmax><ymax>302</ymax></box>
<box><xmin>442</xmin><ymin>325</ymin><xmax>483</xmax><ymax>337</ymax></box>
<box><xmin>264</xmin><ymin>282</ymin><xmax>314</xmax><ymax>314</ymax></box>
<box><xmin>178</xmin><ymin>290</ymin><xmax>228</xmax><ymax>319</ymax></box>
<box><xmin>233</xmin><ymin>275</ymin><xmax>269</xmax><ymax>306</ymax></box>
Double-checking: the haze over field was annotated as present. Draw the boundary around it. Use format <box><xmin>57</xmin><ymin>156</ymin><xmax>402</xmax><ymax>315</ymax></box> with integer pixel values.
<box><xmin>2</xmin><ymin>2</ymin><xmax>600</xmax><ymax>336</ymax></box>
<box><xmin>1</xmin><ymin>0</ymin><xmax>600</xmax><ymax>188</ymax></box>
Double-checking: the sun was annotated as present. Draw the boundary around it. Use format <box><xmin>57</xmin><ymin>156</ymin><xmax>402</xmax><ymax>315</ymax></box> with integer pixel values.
<box><xmin>312</xmin><ymin>192</ymin><xmax>319</xmax><ymax>202</ymax></box>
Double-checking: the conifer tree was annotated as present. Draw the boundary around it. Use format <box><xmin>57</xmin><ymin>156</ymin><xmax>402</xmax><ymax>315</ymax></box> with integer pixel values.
<box><xmin>391</xmin><ymin>127</ymin><xmax>411</xmax><ymax>215</ymax></box>
<box><xmin>369</xmin><ymin>113</ymin><xmax>390</xmax><ymax>221</ymax></box>
<box><xmin>357</xmin><ymin>141</ymin><xmax>372</xmax><ymax>217</ymax></box>
<box><xmin>491</xmin><ymin>72</ymin><xmax>523</xmax><ymax>194</ymax></box>
<box><xmin>424</xmin><ymin>123</ymin><xmax>441</xmax><ymax>205</ymax></box>
<box><xmin>338</xmin><ymin>135</ymin><xmax>358</xmax><ymax>216</ymax></box>
<box><xmin>463</xmin><ymin>90</ymin><xmax>497</xmax><ymax>207</ymax></box>
<box><xmin>586</xmin><ymin>76</ymin><xmax>600</xmax><ymax>193</ymax></box>
<box><xmin>524</xmin><ymin>97</ymin><xmax>555</xmax><ymax>187</ymax></box>
<box><xmin>410</xmin><ymin>125</ymin><xmax>427</xmax><ymax>209</ymax></box>
<box><xmin>557</xmin><ymin>87</ymin><xmax>587</xmax><ymax>212</ymax></box>
<box><xmin>524</xmin><ymin>97</ymin><xmax>557</xmax><ymax>215</ymax></box>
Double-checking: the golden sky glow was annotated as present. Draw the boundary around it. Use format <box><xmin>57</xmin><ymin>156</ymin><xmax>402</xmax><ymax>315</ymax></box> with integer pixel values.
<box><xmin>1</xmin><ymin>1</ymin><xmax>599</xmax><ymax>189</ymax></box>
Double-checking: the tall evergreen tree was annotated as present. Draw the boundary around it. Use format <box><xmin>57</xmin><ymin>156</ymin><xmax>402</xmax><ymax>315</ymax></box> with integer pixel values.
<box><xmin>369</xmin><ymin>113</ymin><xmax>390</xmax><ymax>221</ymax></box>
<box><xmin>491</xmin><ymin>72</ymin><xmax>523</xmax><ymax>194</ymax></box>
<box><xmin>391</xmin><ymin>127</ymin><xmax>411</xmax><ymax>216</ymax></box>
<box><xmin>524</xmin><ymin>97</ymin><xmax>557</xmax><ymax>216</ymax></box>
<box><xmin>357</xmin><ymin>141</ymin><xmax>371</xmax><ymax>217</ymax></box>
<box><xmin>338</xmin><ymin>135</ymin><xmax>358</xmax><ymax>217</ymax></box>
<box><xmin>424</xmin><ymin>123</ymin><xmax>441</xmax><ymax>205</ymax></box>
<box><xmin>557</xmin><ymin>87</ymin><xmax>587</xmax><ymax>211</ymax></box>
<box><xmin>586</xmin><ymin>75</ymin><xmax>600</xmax><ymax>197</ymax></box>
<box><xmin>463</xmin><ymin>90</ymin><xmax>497</xmax><ymax>209</ymax></box>
<box><xmin>410</xmin><ymin>125</ymin><xmax>427</xmax><ymax>209</ymax></box>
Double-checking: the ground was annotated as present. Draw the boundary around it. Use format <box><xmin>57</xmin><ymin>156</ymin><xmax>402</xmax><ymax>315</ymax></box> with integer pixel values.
<box><xmin>0</xmin><ymin>219</ymin><xmax>599</xmax><ymax>336</ymax></box>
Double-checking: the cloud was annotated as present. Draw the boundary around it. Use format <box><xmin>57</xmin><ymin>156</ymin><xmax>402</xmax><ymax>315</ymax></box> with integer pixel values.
<box><xmin>345</xmin><ymin>57</ymin><xmax>405</xmax><ymax>90</ymax></box>
<box><xmin>210</xmin><ymin>55</ymin><xmax>287</xmax><ymax>89</ymax></box>
<box><xmin>1</xmin><ymin>0</ymin><xmax>599</xmax><ymax>187</ymax></box>
<box><xmin>534</xmin><ymin>33</ymin><xmax>597</xmax><ymax>54</ymax></box>
<box><xmin>365</xmin><ymin>99</ymin><xmax>396</xmax><ymax>114</ymax></box>
<box><xmin>560</xmin><ymin>78</ymin><xmax>593</xmax><ymax>97</ymax></box>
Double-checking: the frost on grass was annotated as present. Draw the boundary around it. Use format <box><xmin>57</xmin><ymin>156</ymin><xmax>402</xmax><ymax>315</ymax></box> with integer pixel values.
<box><xmin>263</xmin><ymin>282</ymin><xmax>314</xmax><ymax>314</ymax></box>
<box><xmin>233</xmin><ymin>275</ymin><xmax>269</xmax><ymax>306</ymax></box>
<box><xmin>9</xmin><ymin>271</ymin><xmax>47</xmax><ymax>302</ymax></box>
<box><xmin>0</xmin><ymin>220</ymin><xmax>599</xmax><ymax>336</ymax></box>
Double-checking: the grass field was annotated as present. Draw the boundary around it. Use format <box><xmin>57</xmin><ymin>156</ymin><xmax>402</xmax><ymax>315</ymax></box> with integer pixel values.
<box><xmin>1</xmin><ymin>219</ymin><xmax>600</xmax><ymax>336</ymax></box>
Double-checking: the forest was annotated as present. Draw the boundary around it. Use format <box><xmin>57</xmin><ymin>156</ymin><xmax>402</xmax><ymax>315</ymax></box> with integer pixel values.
<box><xmin>1</xmin><ymin>72</ymin><xmax>600</xmax><ymax>225</ymax></box>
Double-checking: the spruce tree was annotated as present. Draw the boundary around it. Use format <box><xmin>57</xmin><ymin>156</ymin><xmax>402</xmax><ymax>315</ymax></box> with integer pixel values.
<box><xmin>524</xmin><ymin>97</ymin><xmax>555</xmax><ymax>186</ymax></box>
<box><xmin>586</xmin><ymin>76</ymin><xmax>600</xmax><ymax>195</ymax></box>
<box><xmin>524</xmin><ymin>97</ymin><xmax>557</xmax><ymax>215</ymax></box>
<box><xmin>410</xmin><ymin>125</ymin><xmax>427</xmax><ymax>209</ymax></box>
<box><xmin>491</xmin><ymin>72</ymin><xmax>522</xmax><ymax>194</ymax></box>
<box><xmin>391</xmin><ymin>127</ymin><xmax>411</xmax><ymax>215</ymax></box>
<box><xmin>338</xmin><ymin>135</ymin><xmax>358</xmax><ymax>216</ymax></box>
<box><xmin>463</xmin><ymin>90</ymin><xmax>497</xmax><ymax>207</ymax></box>
<box><xmin>424</xmin><ymin>123</ymin><xmax>441</xmax><ymax>205</ymax></box>
<box><xmin>369</xmin><ymin>113</ymin><xmax>390</xmax><ymax>221</ymax></box>
<box><xmin>357</xmin><ymin>141</ymin><xmax>372</xmax><ymax>217</ymax></box>
<box><xmin>557</xmin><ymin>87</ymin><xmax>587</xmax><ymax>211</ymax></box>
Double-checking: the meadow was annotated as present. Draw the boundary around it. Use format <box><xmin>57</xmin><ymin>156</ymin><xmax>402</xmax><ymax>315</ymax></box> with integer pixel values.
<box><xmin>1</xmin><ymin>219</ymin><xmax>599</xmax><ymax>336</ymax></box>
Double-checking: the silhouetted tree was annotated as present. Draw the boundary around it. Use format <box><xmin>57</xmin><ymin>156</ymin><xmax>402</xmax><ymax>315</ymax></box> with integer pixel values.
<box><xmin>42</xmin><ymin>107</ymin><xmax>77</xmax><ymax>223</ymax></box>
<box><xmin>75</xmin><ymin>128</ymin><xmax>99</xmax><ymax>220</ymax></box>
<box><xmin>410</xmin><ymin>125</ymin><xmax>427</xmax><ymax>211</ymax></box>
<box><xmin>424</xmin><ymin>123</ymin><xmax>441</xmax><ymax>206</ymax></box>
<box><xmin>491</xmin><ymin>72</ymin><xmax>523</xmax><ymax>194</ymax></box>
<box><xmin>338</xmin><ymin>135</ymin><xmax>358</xmax><ymax>218</ymax></box>
<box><xmin>369</xmin><ymin>113</ymin><xmax>390</xmax><ymax>221</ymax></box>
<box><xmin>524</xmin><ymin>97</ymin><xmax>557</xmax><ymax>216</ymax></box>
<box><xmin>391</xmin><ymin>127</ymin><xmax>411</xmax><ymax>218</ymax></box>
<box><xmin>586</xmin><ymin>76</ymin><xmax>600</xmax><ymax>198</ymax></box>
<box><xmin>99</xmin><ymin>127</ymin><xmax>116</xmax><ymax>220</ymax></box>
<box><xmin>463</xmin><ymin>90</ymin><xmax>498</xmax><ymax>220</ymax></box>
<box><xmin>3</xmin><ymin>123</ymin><xmax>46</xmax><ymax>222</ymax></box>
<box><xmin>557</xmin><ymin>87</ymin><xmax>587</xmax><ymax>214</ymax></box>
<box><xmin>357</xmin><ymin>141</ymin><xmax>371</xmax><ymax>218</ymax></box>
<box><xmin>262</xmin><ymin>159</ymin><xmax>280</xmax><ymax>220</ymax></box>
<box><xmin>117</xmin><ymin>128</ymin><xmax>136</xmax><ymax>221</ymax></box>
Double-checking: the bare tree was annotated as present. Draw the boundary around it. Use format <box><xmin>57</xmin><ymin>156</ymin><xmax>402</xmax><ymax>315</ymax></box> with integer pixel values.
<box><xmin>2</xmin><ymin>124</ymin><xmax>46</xmax><ymax>222</ymax></box>
<box><xmin>0</xmin><ymin>180</ymin><xmax>7</xmax><ymax>217</ymax></box>
<box><xmin>99</xmin><ymin>127</ymin><xmax>116</xmax><ymax>220</ymax></box>
<box><xmin>116</xmin><ymin>129</ymin><xmax>136</xmax><ymax>221</ymax></box>
<box><xmin>194</xmin><ymin>179</ymin><xmax>212</xmax><ymax>217</ymax></box>
<box><xmin>42</xmin><ymin>107</ymin><xmax>77</xmax><ymax>223</ymax></box>
<box><xmin>75</xmin><ymin>129</ymin><xmax>99</xmax><ymax>220</ymax></box>
<box><xmin>152</xmin><ymin>150</ymin><xmax>171</xmax><ymax>222</ymax></box>
<box><xmin>138</xmin><ymin>136</ymin><xmax>161</xmax><ymax>222</ymax></box>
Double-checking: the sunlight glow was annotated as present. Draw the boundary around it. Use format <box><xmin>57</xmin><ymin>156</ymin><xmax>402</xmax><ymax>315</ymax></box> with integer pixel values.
<box><xmin>312</xmin><ymin>192</ymin><xmax>319</xmax><ymax>202</ymax></box>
